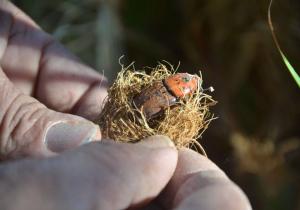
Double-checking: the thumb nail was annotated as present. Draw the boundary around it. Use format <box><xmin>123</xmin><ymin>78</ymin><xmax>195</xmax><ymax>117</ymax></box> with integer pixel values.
<box><xmin>138</xmin><ymin>135</ymin><xmax>176</xmax><ymax>149</ymax></box>
<box><xmin>45</xmin><ymin>121</ymin><xmax>99</xmax><ymax>153</ymax></box>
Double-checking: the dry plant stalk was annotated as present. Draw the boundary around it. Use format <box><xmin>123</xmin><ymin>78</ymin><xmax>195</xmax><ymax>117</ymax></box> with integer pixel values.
<box><xmin>97</xmin><ymin>63</ymin><xmax>216</xmax><ymax>154</ymax></box>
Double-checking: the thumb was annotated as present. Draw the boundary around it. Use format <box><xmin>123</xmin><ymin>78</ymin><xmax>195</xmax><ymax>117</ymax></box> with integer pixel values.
<box><xmin>0</xmin><ymin>69</ymin><xmax>101</xmax><ymax>159</ymax></box>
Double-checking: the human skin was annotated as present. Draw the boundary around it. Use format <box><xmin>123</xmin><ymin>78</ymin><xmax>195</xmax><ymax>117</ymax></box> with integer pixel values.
<box><xmin>0</xmin><ymin>1</ymin><xmax>252</xmax><ymax>209</ymax></box>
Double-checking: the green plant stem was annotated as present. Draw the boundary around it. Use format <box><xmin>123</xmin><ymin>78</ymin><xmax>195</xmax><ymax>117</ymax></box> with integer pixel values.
<box><xmin>268</xmin><ymin>0</ymin><xmax>300</xmax><ymax>88</ymax></box>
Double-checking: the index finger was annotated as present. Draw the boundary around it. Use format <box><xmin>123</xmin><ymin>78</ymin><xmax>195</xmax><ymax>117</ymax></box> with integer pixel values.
<box><xmin>159</xmin><ymin>148</ymin><xmax>252</xmax><ymax>210</ymax></box>
<box><xmin>0</xmin><ymin>1</ymin><xmax>107</xmax><ymax>120</ymax></box>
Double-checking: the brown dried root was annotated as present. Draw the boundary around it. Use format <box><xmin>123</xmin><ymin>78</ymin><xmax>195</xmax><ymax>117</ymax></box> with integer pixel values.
<box><xmin>97</xmin><ymin>62</ymin><xmax>216</xmax><ymax>155</ymax></box>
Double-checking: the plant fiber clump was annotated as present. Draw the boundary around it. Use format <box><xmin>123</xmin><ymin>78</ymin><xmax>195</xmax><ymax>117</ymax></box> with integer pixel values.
<box><xmin>97</xmin><ymin>63</ymin><xmax>216</xmax><ymax>154</ymax></box>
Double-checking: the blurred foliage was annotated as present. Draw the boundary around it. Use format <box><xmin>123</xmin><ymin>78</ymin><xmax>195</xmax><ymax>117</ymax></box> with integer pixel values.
<box><xmin>12</xmin><ymin>0</ymin><xmax>300</xmax><ymax>209</ymax></box>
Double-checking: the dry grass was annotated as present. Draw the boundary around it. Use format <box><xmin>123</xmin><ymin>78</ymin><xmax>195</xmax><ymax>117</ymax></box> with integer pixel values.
<box><xmin>97</xmin><ymin>62</ymin><xmax>216</xmax><ymax>155</ymax></box>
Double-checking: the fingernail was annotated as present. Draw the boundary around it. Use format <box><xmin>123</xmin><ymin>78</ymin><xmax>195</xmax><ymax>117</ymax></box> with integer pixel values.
<box><xmin>138</xmin><ymin>135</ymin><xmax>176</xmax><ymax>148</ymax></box>
<box><xmin>46</xmin><ymin>122</ymin><xmax>98</xmax><ymax>153</ymax></box>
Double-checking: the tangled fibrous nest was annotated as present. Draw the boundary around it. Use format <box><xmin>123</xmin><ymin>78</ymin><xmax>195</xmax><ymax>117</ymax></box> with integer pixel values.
<box><xmin>97</xmin><ymin>62</ymin><xmax>216</xmax><ymax>155</ymax></box>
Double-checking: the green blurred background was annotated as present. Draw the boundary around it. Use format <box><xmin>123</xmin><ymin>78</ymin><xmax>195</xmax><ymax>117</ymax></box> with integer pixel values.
<box><xmin>12</xmin><ymin>0</ymin><xmax>300</xmax><ymax>209</ymax></box>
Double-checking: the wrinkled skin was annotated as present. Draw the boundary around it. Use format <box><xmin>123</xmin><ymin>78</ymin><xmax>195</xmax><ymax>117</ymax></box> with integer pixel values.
<box><xmin>0</xmin><ymin>1</ymin><xmax>107</xmax><ymax>158</ymax></box>
<box><xmin>0</xmin><ymin>1</ymin><xmax>252</xmax><ymax>210</ymax></box>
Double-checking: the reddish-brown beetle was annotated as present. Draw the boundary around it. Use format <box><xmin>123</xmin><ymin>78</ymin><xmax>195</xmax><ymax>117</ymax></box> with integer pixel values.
<box><xmin>133</xmin><ymin>73</ymin><xmax>199</xmax><ymax>119</ymax></box>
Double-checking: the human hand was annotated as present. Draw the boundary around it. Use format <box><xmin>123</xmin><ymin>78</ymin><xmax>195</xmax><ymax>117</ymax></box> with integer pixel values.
<box><xmin>0</xmin><ymin>2</ymin><xmax>251</xmax><ymax>209</ymax></box>
<box><xmin>0</xmin><ymin>135</ymin><xmax>251</xmax><ymax>210</ymax></box>
<box><xmin>157</xmin><ymin>148</ymin><xmax>252</xmax><ymax>210</ymax></box>
<box><xmin>0</xmin><ymin>1</ymin><xmax>107</xmax><ymax>159</ymax></box>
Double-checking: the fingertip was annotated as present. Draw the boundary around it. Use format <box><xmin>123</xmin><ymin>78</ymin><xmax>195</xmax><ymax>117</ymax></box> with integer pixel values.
<box><xmin>45</xmin><ymin>119</ymin><xmax>100</xmax><ymax>153</ymax></box>
<box><xmin>71</xmin><ymin>79</ymin><xmax>108</xmax><ymax>121</ymax></box>
<box><xmin>150</xmin><ymin>146</ymin><xmax>178</xmax><ymax>173</ymax></box>
<box><xmin>137</xmin><ymin>135</ymin><xmax>176</xmax><ymax>149</ymax></box>
<box><xmin>130</xmin><ymin>145</ymin><xmax>178</xmax><ymax>207</ymax></box>
<box><xmin>173</xmin><ymin>180</ymin><xmax>252</xmax><ymax>210</ymax></box>
<box><xmin>159</xmin><ymin>148</ymin><xmax>252</xmax><ymax>210</ymax></box>
<box><xmin>74</xmin><ymin>138</ymin><xmax>178</xmax><ymax>209</ymax></box>
<box><xmin>138</xmin><ymin>136</ymin><xmax>178</xmax><ymax>194</ymax></box>
<box><xmin>159</xmin><ymin>148</ymin><xmax>229</xmax><ymax>208</ymax></box>
<box><xmin>177</xmin><ymin>148</ymin><xmax>227</xmax><ymax>178</ymax></box>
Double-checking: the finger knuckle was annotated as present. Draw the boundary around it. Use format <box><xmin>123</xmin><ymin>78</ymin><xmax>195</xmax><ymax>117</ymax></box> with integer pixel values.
<box><xmin>0</xmin><ymin>93</ymin><xmax>44</xmax><ymax>157</ymax></box>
